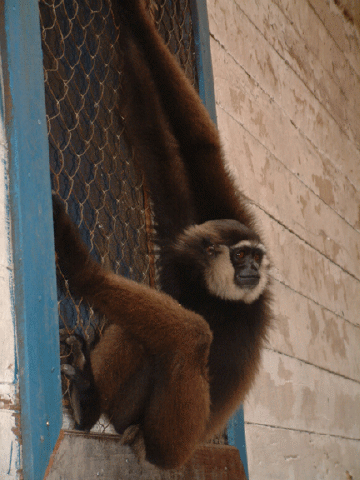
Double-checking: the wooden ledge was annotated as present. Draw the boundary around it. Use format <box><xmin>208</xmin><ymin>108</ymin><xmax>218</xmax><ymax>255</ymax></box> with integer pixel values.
<box><xmin>44</xmin><ymin>430</ymin><xmax>246</xmax><ymax>479</ymax></box>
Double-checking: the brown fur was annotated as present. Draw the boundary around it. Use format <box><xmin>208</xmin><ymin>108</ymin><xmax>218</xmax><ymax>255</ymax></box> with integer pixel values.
<box><xmin>54</xmin><ymin>199</ymin><xmax>212</xmax><ymax>468</ymax></box>
<box><xmin>53</xmin><ymin>0</ymin><xmax>272</xmax><ymax>470</ymax></box>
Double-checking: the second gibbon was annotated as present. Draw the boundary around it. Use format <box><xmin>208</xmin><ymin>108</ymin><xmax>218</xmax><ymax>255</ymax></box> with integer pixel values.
<box><xmin>54</xmin><ymin>0</ymin><xmax>272</xmax><ymax>470</ymax></box>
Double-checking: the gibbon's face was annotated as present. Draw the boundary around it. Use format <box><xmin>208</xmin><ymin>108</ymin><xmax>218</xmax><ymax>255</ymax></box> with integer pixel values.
<box><xmin>176</xmin><ymin>220</ymin><xmax>270</xmax><ymax>304</ymax></box>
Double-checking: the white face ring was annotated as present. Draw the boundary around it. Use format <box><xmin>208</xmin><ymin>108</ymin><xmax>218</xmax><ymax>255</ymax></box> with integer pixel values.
<box><xmin>205</xmin><ymin>241</ymin><xmax>269</xmax><ymax>304</ymax></box>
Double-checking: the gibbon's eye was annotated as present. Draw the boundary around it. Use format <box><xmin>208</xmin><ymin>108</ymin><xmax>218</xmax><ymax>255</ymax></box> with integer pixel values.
<box><xmin>206</xmin><ymin>244</ymin><xmax>216</xmax><ymax>256</ymax></box>
<box><xmin>253</xmin><ymin>251</ymin><xmax>263</xmax><ymax>263</ymax></box>
<box><xmin>235</xmin><ymin>251</ymin><xmax>245</xmax><ymax>260</ymax></box>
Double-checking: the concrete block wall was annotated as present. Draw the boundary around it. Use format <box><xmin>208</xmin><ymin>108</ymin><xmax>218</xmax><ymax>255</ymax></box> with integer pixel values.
<box><xmin>207</xmin><ymin>0</ymin><xmax>360</xmax><ymax>478</ymax></box>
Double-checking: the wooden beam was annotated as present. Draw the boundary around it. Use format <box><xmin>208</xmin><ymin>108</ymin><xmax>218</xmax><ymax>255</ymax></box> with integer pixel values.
<box><xmin>44</xmin><ymin>430</ymin><xmax>247</xmax><ymax>480</ymax></box>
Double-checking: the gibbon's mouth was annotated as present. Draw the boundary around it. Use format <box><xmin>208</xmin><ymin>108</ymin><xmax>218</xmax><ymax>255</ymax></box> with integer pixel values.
<box><xmin>235</xmin><ymin>274</ymin><xmax>260</xmax><ymax>289</ymax></box>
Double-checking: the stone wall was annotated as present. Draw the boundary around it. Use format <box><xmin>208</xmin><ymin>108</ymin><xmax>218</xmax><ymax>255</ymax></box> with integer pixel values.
<box><xmin>207</xmin><ymin>0</ymin><xmax>360</xmax><ymax>477</ymax></box>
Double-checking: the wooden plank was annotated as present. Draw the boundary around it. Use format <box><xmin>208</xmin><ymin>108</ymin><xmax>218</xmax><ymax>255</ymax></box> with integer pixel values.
<box><xmin>183</xmin><ymin>443</ymin><xmax>246</xmax><ymax>480</ymax></box>
<box><xmin>216</xmin><ymin>106</ymin><xmax>360</xmax><ymax>279</ymax></box>
<box><xmin>308</xmin><ymin>0</ymin><xmax>360</xmax><ymax>77</ymax></box>
<box><xmin>210</xmin><ymin>39</ymin><xmax>360</xmax><ymax>232</ymax></box>
<box><xmin>245</xmin><ymin>423</ymin><xmax>360</xmax><ymax>480</ymax></box>
<box><xmin>44</xmin><ymin>430</ymin><xmax>246</xmax><ymax>480</ymax></box>
<box><xmin>275</xmin><ymin>0</ymin><xmax>360</xmax><ymax>153</ymax></box>
<box><xmin>270</xmin><ymin>280</ymin><xmax>360</xmax><ymax>383</ymax></box>
<box><xmin>207</xmin><ymin>0</ymin><xmax>360</xmax><ymax>190</ymax></box>
<box><xmin>244</xmin><ymin>349</ymin><xmax>360</xmax><ymax>439</ymax></box>
<box><xmin>237</xmin><ymin>0</ymin><xmax>360</xmax><ymax>146</ymax></box>
<box><xmin>276</xmin><ymin>0</ymin><xmax>360</xmax><ymax>90</ymax></box>
<box><xmin>256</xmin><ymin>209</ymin><xmax>360</xmax><ymax>326</ymax></box>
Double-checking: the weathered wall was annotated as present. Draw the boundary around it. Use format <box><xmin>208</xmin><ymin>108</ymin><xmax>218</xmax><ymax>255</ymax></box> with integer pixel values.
<box><xmin>0</xmin><ymin>72</ymin><xmax>21</xmax><ymax>477</ymax></box>
<box><xmin>207</xmin><ymin>0</ymin><xmax>360</xmax><ymax>478</ymax></box>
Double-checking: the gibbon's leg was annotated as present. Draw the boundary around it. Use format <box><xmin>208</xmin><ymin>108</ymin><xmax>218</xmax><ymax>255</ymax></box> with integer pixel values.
<box><xmin>53</xmin><ymin>197</ymin><xmax>212</xmax><ymax>466</ymax></box>
<box><xmin>91</xmin><ymin>321</ymin><xmax>211</xmax><ymax>469</ymax></box>
<box><xmin>117</xmin><ymin>0</ymin><xmax>253</xmax><ymax>227</ymax></box>
<box><xmin>53</xmin><ymin>196</ymin><xmax>211</xmax><ymax>354</ymax></box>
<box><xmin>89</xmin><ymin>323</ymin><xmax>153</xmax><ymax>433</ymax></box>
<box><xmin>141</xmin><ymin>345</ymin><xmax>211</xmax><ymax>469</ymax></box>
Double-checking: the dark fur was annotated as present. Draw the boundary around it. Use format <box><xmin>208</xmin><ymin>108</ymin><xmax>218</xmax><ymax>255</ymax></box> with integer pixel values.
<box><xmin>53</xmin><ymin>0</ymin><xmax>272</xmax><ymax>469</ymax></box>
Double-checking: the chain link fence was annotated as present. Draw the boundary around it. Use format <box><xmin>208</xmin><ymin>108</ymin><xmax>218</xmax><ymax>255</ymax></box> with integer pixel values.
<box><xmin>39</xmin><ymin>0</ymin><xmax>199</xmax><ymax>430</ymax></box>
<box><xmin>40</xmin><ymin>0</ymin><xmax>197</xmax><ymax>333</ymax></box>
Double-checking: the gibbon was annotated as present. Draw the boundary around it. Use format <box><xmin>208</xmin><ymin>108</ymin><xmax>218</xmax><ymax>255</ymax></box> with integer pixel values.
<box><xmin>53</xmin><ymin>0</ymin><xmax>272</xmax><ymax>470</ymax></box>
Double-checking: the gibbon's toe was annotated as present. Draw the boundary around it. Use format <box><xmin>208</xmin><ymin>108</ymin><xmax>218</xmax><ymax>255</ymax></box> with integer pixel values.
<box><xmin>121</xmin><ymin>424</ymin><xmax>147</xmax><ymax>464</ymax></box>
<box><xmin>61</xmin><ymin>364</ymin><xmax>76</xmax><ymax>378</ymax></box>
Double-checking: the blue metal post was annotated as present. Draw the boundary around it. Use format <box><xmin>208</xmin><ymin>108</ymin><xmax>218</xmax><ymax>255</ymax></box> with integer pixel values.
<box><xmin>1</xmin><ymin>1</ymin><xmax>62</xmax><ymax>479</ymax></box>
<box><xmin>227</xmin><ymin>408</ymin><xmax>249</xmax><ymax>478</ymax></box>
<box><xmin>190</xmin><ymin>0</ymin><xmax>217</xmax><ymax>125</ymax></box>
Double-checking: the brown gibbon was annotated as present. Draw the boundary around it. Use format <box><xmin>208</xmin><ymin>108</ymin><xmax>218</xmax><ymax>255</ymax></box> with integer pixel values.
<box><xmin>53</xmin><ymin>0</ymin><xmax>272</xmax><ymax>470</ymax></box>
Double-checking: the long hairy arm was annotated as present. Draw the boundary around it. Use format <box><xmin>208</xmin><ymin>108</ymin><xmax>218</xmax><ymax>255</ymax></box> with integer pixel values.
<box><xmin>117</xmin><ymin>0</ymin><xmax>255</xmax><ymax>227</ymax></box>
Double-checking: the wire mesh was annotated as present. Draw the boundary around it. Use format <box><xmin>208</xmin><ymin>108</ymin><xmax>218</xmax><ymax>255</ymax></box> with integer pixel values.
<box><xmin>40</xmin><ymin>0</ymin><xmax>197</xmax><ymax>333</ymax></box>
<box><xmin>39</xmin><ymin>0</ymin><xmax>199</xmax><ymax>430</ymax></box>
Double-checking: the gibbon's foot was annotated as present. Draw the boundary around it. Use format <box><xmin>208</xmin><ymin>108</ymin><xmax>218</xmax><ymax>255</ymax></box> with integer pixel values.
<box><xmin>60</xmin><ymin>334</ymin><xmax>101</xmax><ymax>430</ymax></box>
<box><xmin>61</xmin><ymin>364</ymin><xmax>91</xmax><ymax>392</ymax></box>
<box><xmin>121</xmin><ymin>424</ymin><xmax>147</xmax><ymax>464</ymax></box>
<box><xmin>61</xmin><ymin>363</ymin><xmax>93</xmax><ymax>429</ymax></box>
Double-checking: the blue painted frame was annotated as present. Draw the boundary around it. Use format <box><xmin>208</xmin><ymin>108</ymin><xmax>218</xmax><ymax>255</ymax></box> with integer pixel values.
<box><xmin>190</xmin><ymin>0</ymin><xmax>217</xmax><ymax>125</ymax></box>
<box><xmin>228</xmin><ymin>408</ymin><xmax>249</xmax><ymax>478</ymax></box>
<box><xmin>1</xmin><ymin>1</ymin><xmax>62</xmax><ymax>479</ymax></box>
<box><xmin>190</xmin><ymin>0</ymin><xmax>249</xmax><ymax>477</ymax></box>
